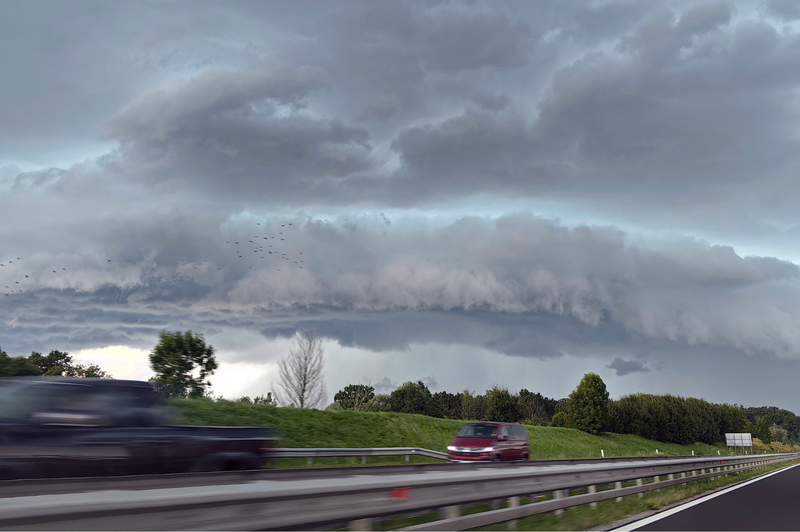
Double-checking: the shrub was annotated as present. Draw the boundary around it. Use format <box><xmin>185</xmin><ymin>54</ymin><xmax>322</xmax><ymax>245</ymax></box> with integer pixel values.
<box><xmin>550</xmin><ymin>412</ymin><xmax>567</xmax><ymax>427</ymax></box>
<box><xmin>523</xmin><ymin>416</ymin><xmax>547</xmax><ymax>426</ymax></box>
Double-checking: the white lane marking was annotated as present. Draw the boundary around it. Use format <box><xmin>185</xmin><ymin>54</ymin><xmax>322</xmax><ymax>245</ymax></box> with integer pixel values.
<box><xmin>612</xmin><ymin>461</ymin><xmax>800</xmax><ymax>531</ymax></box>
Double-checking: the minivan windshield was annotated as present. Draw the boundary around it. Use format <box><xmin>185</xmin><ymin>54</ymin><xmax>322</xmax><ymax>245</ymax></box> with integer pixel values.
<box><xmin>457</xmin><ymin>423</ymin><xmax>499</xmax><ymax>438</ymax></box>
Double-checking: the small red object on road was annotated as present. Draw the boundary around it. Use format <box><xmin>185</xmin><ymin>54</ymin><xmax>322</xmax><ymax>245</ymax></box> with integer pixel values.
<box><xmin>391</xmin><ymin>488</ymin><xmax>411</xmax><ymax>501</ymax></box>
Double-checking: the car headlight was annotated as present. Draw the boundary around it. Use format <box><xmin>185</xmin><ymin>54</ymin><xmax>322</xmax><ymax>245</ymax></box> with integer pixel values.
<box><xmin>479</xmin><ymin>447</ymin><xmax>495</xmax><ymax>452</ymax></box>
<box><xmin>447</xmin><ymin>446</ymin><xmax>458</xmax><ymax>451</ymax></box>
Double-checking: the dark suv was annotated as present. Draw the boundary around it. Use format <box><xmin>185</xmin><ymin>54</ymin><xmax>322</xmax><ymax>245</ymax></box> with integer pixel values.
<box><xmin>447</xmin><ymin>422</ymin><xmax>530</xmax><ymax>462</ymax></box>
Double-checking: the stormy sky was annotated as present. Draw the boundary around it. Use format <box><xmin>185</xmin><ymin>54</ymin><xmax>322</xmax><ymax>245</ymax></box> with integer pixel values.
<box><xmin>3</xmin><ymin>0</ymin><xmax>800</xmax><ymax>410</ymax></box>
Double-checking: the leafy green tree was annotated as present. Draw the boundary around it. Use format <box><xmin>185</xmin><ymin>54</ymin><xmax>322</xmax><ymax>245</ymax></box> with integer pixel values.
<box><xmin>0</xmin><ymin>347</ymin><xmax>40</xmax><ymax>377</ymax></box>
<box><xmin>770</xmin><ymin>423</ymin><xmax>789</xmax><ymax>444</ymax></box>
<box><xmin>388</xmin><ymin>381</ymin><xmax>433</xmax><ymax>415</ymax></box>
<box><xmin>430</xmin><ymin>391</ymin><xmax>462</xmax><ymax>419</ymax></box>
<box><xmin>63</xmin><ymin>363</ymin><xmax>113</xmax><ymax>379</ymax></box>
<box><xmin>149</xmin><ymin>330</ymin><xmax>218</xmax><ymax>398</ymax></box>
<box><xmin>27</xmin><ymin>350</ymin><xmax>72</xmax><ymax>376</ymax></box>
<box><xmin>460</xmin><ymin>390</ymin><xmax>486</xmax><ymax>421</ymax></box>
<box><xmin>744</xmin><ymin>406</ymin><xmax>800</xmax><ymax>443</ymax></box>
<box><xmin>550</xmin><ymin>412</ymin><xmax>568</xmax><ymax>427</ymax></box>
<box><xmin>566</xmin><ymin>373</ymin><xmax>610</xmax><ymax>435</ymax></box>
<box><xmin>334</xmin><ymin>384</ymin><xmax>375</xmax><ymax>410</ymax></box>
<box><xmin>754</xmin><ymin>417</ymin><xmax>772</xmax><ymax>444</ymax></box>
<box><xmin>362</xmin><ymin>393</ymin><xmax>390</xmax><ymax>412</ymax></box>
<box><xmin>518</xmin><ymin>389</ymin><xmax>559</xmax><ymax>424</ymax></box>
<box><xmin>485</xmin><ymin>386</ymin><xmax>523</xmax><ymax>423</ymax></box>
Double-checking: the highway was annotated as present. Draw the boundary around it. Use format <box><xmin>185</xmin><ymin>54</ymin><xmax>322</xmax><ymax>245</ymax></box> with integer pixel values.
<box><xmin>0</xmin><ymin>454</ymin><xmax>792</xmax><ymax>530</ymax></box>
<box><xmin>629</xmin><ymin>463</ymin><xmax>800</xmax><ymax>531</ymax></box>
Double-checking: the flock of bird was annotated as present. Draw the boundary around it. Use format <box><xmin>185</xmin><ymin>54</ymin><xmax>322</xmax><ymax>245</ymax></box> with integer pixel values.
<box><xmin>223</xmin><ymin>222</ymin><xmax>305</xmax><ymax>273</ymax></box>
<box><xmin>1</xmin><ymin>257</ymin><xmax>29</xmax><ymax>297</ymax></box>
<box><xmin>2</xmin><ymin>222</ymin><xmax>305</xmax><ymax>298</ymax></box>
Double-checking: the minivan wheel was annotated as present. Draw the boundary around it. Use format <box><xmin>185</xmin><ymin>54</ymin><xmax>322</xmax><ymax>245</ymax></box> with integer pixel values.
<box><xmin>493</xmin><ymin>454</ymin><xmax>502</xmax><ymax>462</ymax></box>
<box><xmin>522</xmin><ymin>453</ymin><xmax>529</xmax><ymax>461</ymax></box>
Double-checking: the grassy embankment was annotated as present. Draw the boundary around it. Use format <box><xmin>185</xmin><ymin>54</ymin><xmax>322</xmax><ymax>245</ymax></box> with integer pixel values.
<box><xmin>171</xmin><ymin>399</ymin><xmax>794</xmax><ymax>468</ymax></box>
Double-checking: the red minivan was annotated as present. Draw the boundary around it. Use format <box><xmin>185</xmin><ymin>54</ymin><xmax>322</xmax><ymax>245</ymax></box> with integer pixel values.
<box><xmin>447</xmin><ymin>422</ymin><xmax>531</xmax><ymax>462</ymax></box>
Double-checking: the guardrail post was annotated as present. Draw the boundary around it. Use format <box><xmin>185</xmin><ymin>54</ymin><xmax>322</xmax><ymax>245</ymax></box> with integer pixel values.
<box><xmin>615</xmin><ymin>481</ymin><xmax>623</xmax><ymax>502</ymax></box>
<box><xmin>508</xmin><ymin>496</ymin><xmax>520</xmax><ymax>529</ymax></box>
<box><xmin>668</xmin><ymin>474</ymin><xmax>674</xmax><ymax>481</ymax></box>
<box><xmin>307</xmin><ymin>458</ymin><xmax>313</xmax><ymax>466</ymax></box>
<box><xmin>681</xmin><ymin>472</ymin><xmax>686</xmax><ymax>478</ymax></box>
<box><xmin>554</xmin><ymin>490</ymin><xmax>565</xmax><ymax>517</ymax></box>
<box><xmin>361</xmin><ymin>457</ymin><xmax>366</xmax><ymax>465</ymax></box>
<box><xmin>636</xmin><ymin>478</ymin><xmax>644</xmax><ymax>498</ymax></box>
<box><xmin>588</xmin><ymin>485</ymin><xmax>597</xmax><ymax>509</ymax></box>
<box><xmin>350</xmin><ymin>517</ymin><xmax>372</xmax><ymax>531</ymax></box>
<box><xmin>653</xmin><ymin>475</ymin><xmax>660</xmax><ymax>492</ymax></box>
<box><xmin>438</xmin><ymin>505</ymin><xmax>460</xmax><ymax>520</ymax></box>
<box><xmin>405</xmin><ymin>455</ymin><xmax>409</xmax><ymax>462</ymax></box>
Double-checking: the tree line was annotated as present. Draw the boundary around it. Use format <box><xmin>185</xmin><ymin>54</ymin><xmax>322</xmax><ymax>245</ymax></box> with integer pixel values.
<box><xmin>0</xmin><ymin>347</ymin><xmax>112</xmax><ymax>378</ymax></box>
<box><xmin>4</xmin><ymin>329</ymin><xmax>797</xmax><ymax>448</ymax></box>
<box><xmin>331</xmin><ymin>373</ymin><xmax>792</xmax><ymax>446</ymax></box>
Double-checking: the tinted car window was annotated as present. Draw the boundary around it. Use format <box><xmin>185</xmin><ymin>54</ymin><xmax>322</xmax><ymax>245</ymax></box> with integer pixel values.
<box><xmin>457</xmin><ymin>423</ymin><xmax>499</xmax><ymax>438</ymax></box>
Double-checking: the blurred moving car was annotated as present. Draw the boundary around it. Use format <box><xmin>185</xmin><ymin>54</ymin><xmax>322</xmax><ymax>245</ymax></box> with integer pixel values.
<box><xmin>0</xmin><ymin>377</ymin><xmax>277</xmax><ymax>480</ymax></box>
<box><xmin>447</xmin><ymin>422</ymin><xmax>530</xmax><ymax>462</ymax></box>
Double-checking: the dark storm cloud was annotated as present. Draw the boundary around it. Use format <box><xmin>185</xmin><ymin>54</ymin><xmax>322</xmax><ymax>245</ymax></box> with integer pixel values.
<box><xmin>3</xmin><ymin>206</ymin><xmax>800</xmax><ymax>362</ymax></box>
<box><xmin>607</xmin><ymin>357</ymin><xmax>650</xmax><ymax>376</ymax></box>
<box><xmin>105</xmin><ymin>62</ymin><xmax>374</xmax><ymax>199</ymax></box>
<box><xmin>764</xmin><ymin>0</ymin><xmax>800</xmax><ymax>20</ymax></box>
<box><xmin>28</xmin><ymin>0</ymin><xmax>800</xmax><ymax>237</ymax></box>
<box><xmin>389</xmin><ymin>2</ymin><xmax>800</xmax><ymax>210</ymax></box>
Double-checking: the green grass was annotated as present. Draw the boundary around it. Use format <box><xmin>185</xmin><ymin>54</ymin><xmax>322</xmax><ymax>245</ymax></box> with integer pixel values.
<box><xmin>172</xmin><ymin>398</ymin><xmax>736</xmax><ymax>461</ymax></box>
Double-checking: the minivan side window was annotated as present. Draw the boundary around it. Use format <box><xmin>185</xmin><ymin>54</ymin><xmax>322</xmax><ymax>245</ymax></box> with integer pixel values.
<box><xmin>516</xmin><ymin>426</ymin><xmax>528</xmax><ymax>440</ymax></box>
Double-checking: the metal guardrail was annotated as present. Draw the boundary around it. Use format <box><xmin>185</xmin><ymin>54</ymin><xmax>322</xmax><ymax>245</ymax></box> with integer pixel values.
<box><xmin>270</xmin><ymin>446</ymin><xmax>450</xmax><ymax>462</ymax></box>
<box><xmin>0</xmin><ymin>452</ymin><xmax>795</xmax><ymax>531</ymax></box>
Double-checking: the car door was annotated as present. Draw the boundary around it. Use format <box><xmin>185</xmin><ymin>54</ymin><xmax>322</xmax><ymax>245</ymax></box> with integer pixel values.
<box><xmin>513</xmin><ymin>425</ymin><xmax>529</xmax><ymax>460</ymax></box>
<box><xmin>497</xmin><ymin>426</ymin><xmax>512</xmax><ymax>460</ymax></box>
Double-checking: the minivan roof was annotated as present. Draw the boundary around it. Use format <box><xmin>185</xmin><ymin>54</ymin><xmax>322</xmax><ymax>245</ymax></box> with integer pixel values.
<box><xmin>464</xmin><ymin>421</ymin><xmax>521</xmax><ymax>426</ymax></box>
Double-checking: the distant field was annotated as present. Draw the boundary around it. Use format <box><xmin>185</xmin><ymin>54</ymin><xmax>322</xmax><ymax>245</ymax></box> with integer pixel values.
<box><xmin>170</xmin><ymin>398</ymin><xmax>766</xmax><ymax>462</ymax></box>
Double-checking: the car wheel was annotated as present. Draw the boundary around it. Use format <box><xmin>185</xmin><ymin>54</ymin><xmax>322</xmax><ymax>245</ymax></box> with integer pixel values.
<box><xmin>493</xmin><ymin>454</ymin><xmax>502</xmax><ymax>462</ymax></box>
<box><xmin>522</xmin><ymin>453</ymin><xmax>529</xmax><ymax>461</ymax></box>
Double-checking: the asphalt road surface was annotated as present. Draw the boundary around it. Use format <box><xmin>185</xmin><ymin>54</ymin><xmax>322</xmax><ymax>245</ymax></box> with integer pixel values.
<box><xmin>633</xmin><ymin>463</ymin><xmax>800</xmax><ymax>531</ymax></box>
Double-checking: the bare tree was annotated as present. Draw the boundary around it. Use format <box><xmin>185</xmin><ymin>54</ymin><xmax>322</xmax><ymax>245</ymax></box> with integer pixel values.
<box><xmin>275</xmin><ymin>331</ymin><xmax>327</xmax><ymax>409</ymax></box>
